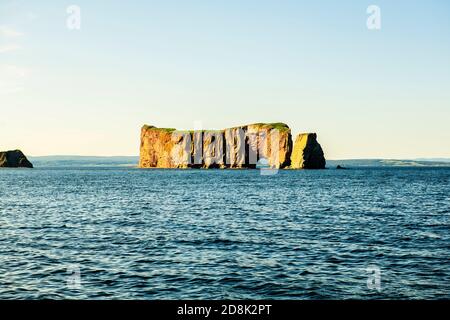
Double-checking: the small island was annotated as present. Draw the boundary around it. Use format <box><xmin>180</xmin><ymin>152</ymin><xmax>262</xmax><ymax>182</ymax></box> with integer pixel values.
<box><xmin>139</xmin><ymin>123</ymin><xmax>326</xmax><ymax>169</ymax></box>
<box><xmin>0</xmin><ymin>150</ymin><xmax>33</xmax><ymax>168</ymax></box>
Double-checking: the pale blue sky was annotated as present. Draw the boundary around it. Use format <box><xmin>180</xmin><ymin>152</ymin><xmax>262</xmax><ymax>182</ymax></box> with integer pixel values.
<box><xmin>1</xmin><ymin>0</ymin><xmax>449</xmax><ymax>158</ymax></box>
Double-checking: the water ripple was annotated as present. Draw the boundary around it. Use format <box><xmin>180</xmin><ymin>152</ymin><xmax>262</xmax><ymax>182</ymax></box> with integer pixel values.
<box><xmin>0</xmin><ymin>167</ymin><xmax>449</xmax><ymax>299</ymax></box>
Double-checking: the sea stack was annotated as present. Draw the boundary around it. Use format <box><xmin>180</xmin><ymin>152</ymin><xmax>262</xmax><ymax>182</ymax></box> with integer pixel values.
<box><xmin>290</xmin><ymin>133</ymin><xmax>326</xmax><ymax>169</ymax></box>
<box><xmin>0</xmin><ymin>150</ymin><xmax>33</xmax><ymax>168</ymax></box>
<box><xmin>139</xmin><ymin>123</ymin><xmax>325</xmax><ymax>169</ymax></box>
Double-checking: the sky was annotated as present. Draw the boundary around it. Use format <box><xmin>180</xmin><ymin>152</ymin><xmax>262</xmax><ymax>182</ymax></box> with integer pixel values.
<box><xmin>0</xmin><ymin>0</ymin><xmax>449</xmax><ymax>159</ymax></box>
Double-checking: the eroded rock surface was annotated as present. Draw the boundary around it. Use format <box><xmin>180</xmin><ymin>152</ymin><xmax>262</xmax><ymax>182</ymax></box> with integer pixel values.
<box><xmin>139</xmin><ymin>123</ymin><xmax>325</xmax><ymax>169</ymax></box>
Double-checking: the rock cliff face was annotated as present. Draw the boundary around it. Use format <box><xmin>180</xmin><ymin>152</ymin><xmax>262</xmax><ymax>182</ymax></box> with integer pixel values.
<box><xmin>0</xmin><ymin>150</ymin><xmax>33</xmax><ymax>168</ymax></box>
<box><xmin>290</xmin><ymin>133</ymin><xmax>326</xmax><ymax>169</ymax></box>
<box><xmin>139</xmin><ymin>123</ymin><xmax>325</xmax><ymax>169</ymax></box>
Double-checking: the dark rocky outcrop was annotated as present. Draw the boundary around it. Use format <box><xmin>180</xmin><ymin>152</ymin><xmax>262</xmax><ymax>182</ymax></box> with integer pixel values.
<box><xmin>0</xmin><ymin>150</ymin><xmax>33</xmax><ymax>168</ymax></box>
<box><xmin>139</xmin><ymin>123</ymin><xmax>325</xmax><ymax>169</ymax></box>
<box><xmin>290</xmin><ymin>133</ymin><xmax>326</xmax><ymax>169</ymax></box>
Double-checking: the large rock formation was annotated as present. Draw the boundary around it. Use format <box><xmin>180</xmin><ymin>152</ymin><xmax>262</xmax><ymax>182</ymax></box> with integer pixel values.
<box><xmin>139</xmin><ymin>123</ymin><xmax>325</xmax><ymax>169</ymax></box>
<box><xmin>223</xmin><ymin>123</ymin><xmax>292</xmax><ymax>169</ymax></box>
<box><xmin>139</xmin><ymin>126</ymin><xmax>179</xmax><ymax>168</ymax></box>
<box><xmin>0</xmin><ymin>150</ymin><xmax>33</xmax><ymax>168</ymax></box>
<box><xmin>290</xmin><ymin>133</ymin><xmax>326</xmax><ymax>169</ymax></box>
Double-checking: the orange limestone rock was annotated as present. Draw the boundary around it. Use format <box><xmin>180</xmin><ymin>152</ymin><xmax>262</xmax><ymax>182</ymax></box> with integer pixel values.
<box><xmin>139</xmin><ymin>123</ymin><xmax>325</xmax><ymax>169</ymax></box>
<box><xmin>139</xmin><ymin>126</ymin><xmax>179</xmax><ymax>168</ymax></box>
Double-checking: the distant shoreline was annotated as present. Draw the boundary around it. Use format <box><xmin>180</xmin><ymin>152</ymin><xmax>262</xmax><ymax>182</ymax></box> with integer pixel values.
<box><xmin>24</xmin><ymin>156</ymin><xmax>450</xmax><ymax>168</ymax></box>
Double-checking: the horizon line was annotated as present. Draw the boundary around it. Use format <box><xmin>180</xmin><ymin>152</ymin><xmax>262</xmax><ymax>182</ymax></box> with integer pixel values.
<box><xmin>27</xmin><ymin>155</ymin><xmax>450</xmax><ymax>161</ymax></box>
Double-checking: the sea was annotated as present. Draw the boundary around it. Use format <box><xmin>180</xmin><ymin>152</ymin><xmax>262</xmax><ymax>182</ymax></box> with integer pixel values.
<box><xmin>0</xmin><ymin>167</ymin><xmax>449</xmax><ymax>299</ymax></box>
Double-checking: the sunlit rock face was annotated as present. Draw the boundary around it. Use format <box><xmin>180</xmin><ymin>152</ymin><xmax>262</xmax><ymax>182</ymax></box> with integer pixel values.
<box><xmin>202</xmin><ymin>131</ymin><xmax>225</xmax><ymax>168</ymax></box>
<box><xmin>138</xmin><ymin>126</ymin><xmax>177</xmax><ymax>168</ymax></box>
<box><xmin>0</xmin><ymin>150</ymin><xmax>33</xmax><ymax>168</ymax></box>
<box><xmin>290</xmin><ymin>133</ymin><xmax>326</xmax><ymax>169</ymax></box>
<box><xmin>139</xmin><ymin>123</ymin><xmax>325</xmax><ymax>169</ymax></box>
<box><xmin>243</xmin><ymin>124</ymin><xmax>292</xmax><ymax>169</ymax></box>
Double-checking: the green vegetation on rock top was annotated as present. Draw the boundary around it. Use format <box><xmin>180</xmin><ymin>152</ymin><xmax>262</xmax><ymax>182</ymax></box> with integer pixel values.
<box><xmin>250</xmin><ymin>122</ymin><xmax>290</xmax><ymax>132</ymax></box>
<box><xmin>143</xmin><ymin>123</ymin><xmax>290</xmax><ymax>133</ymax></box>
<box><xmin>142</xmin><ymin>125</ymin><xmax>176</xmax><ymax>133</ymax></box>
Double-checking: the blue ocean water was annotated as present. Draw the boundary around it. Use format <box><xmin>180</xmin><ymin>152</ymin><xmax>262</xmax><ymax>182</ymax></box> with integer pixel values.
<box><xmin>0</xmin><ymin>167</ymin><xmax>449</xmax><ymax>299</ymax></box>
